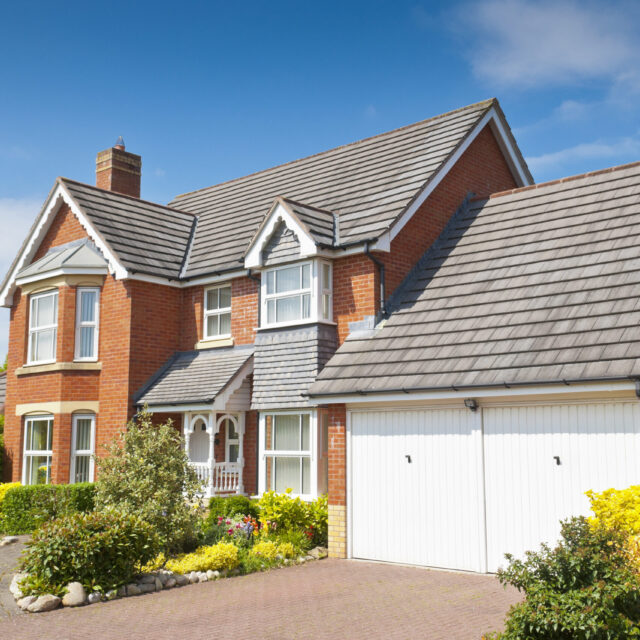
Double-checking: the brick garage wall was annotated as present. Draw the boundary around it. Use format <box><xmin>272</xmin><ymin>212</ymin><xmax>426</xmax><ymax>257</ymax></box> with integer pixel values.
<box><xmin>380</xmin><ymin>124</ymin><xmax>518</xmax><ymax>298</ymax></box>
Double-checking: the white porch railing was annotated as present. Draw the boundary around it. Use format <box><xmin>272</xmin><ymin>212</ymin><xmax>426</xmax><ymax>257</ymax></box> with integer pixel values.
<box><xmin>191</xmin><ymin>461</ymin><xmax>243</xmax><ymax>496</ymax></box>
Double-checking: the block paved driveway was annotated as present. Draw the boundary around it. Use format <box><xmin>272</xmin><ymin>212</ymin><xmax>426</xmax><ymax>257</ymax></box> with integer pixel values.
<box><xmin>0</xmin><ymin>552</ymin><xmax>520</xmax><ymax>640</ymax></box>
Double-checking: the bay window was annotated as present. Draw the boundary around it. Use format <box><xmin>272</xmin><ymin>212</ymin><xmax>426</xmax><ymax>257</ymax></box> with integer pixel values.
<box><xmin>71</xmin><ymin>414</ymin><xmax>95</xmax><ymax>483</ymax></box>
<box><xmin>204</xmin><ymin>285</ymin><xmax>231</xmax><ymax>338</ymax></box>
<box><xmin>75</xmin><ymin>287</ymin><xmax>100</xmax><ymax>360</ymax></box>
<box><xmin>261</xmin><ymin>260</ymin><xmax>332</xmax><ymax>327</ymax></box>
<box><xmin>23</xmin><ymin>415</ymin><xmax>53</xmax><ymax>485</ymax></box>
<box><xmin>28</xmin><ymin>290</ymin><xmax>58</xmax><ymax>364</ymax></box>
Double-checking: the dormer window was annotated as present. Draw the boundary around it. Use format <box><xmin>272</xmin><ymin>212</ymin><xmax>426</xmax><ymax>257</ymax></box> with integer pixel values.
<box><xmin>261</xmin><ymin>260</ymin><xmax>332</xmax><ymax>328</ymax></box>
<box><xmin>28</xmin><ymin>290</ymin><xmax>58</xmax><ymax>365</ymax></box>
<box><xmin>204</xmin><ymin>285</ymin><xmax>231</xmax><ymax>338</ymax></box>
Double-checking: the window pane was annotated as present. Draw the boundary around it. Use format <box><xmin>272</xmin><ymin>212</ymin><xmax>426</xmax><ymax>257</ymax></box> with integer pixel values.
<box><xmin>322</xmin><ymin>263</ymin><xmax>330</xmax><ymax>289</ymax></box>
<box><xmin>274</xmin><ymin>415</ymin><xmax>300</xmax><ymax>450</ymax></box>
<box><xmin>266</xmin><ymin>270</ymin><xmax>275</xmax><ymax>295</ymax></box>
<box><xmin>276</xmin><ymin>266</ymin><xmax>300</xmax><ymax>293</ymax></box>
<box><xmin>218</xmin><ymin>312</ymin><xmax>231</xmax><ymax>335</ymax></box>
<box><xmin>228</xmin><ymin>444</ymin><xmax>239</xmax><ymax>463</ymax></box>
<box><xmin>218</xmin><ymin>286</ymin><xmax>231</xmax><ymax>309</ymax></box>
<box><xmin>302</xmin><ymin>457</ymin><xmax>310</xmax><ymax>494</ymax></box>
<box><xmin>28</xmin><ymin>455</ymin><xmax>51</xmax><ymax>485</ymax></box>
<box><xmin>29</xmin><ymin>419</ymin><xmax>51</xmax><ymax>451</ymax></box>
<box><xmin>276</xmin><ymin>295</ymin><xmax>301</xmax><ymax>322</ymax></box>
<box><xmin>301</xmin><ymin>414</ymin><xmax>310</xmax><ymax>451</ymax></box>
<box><xmin>74</xmin><ymin>455</ymin><xmax>90</xmax><ymax>483</ymax></box>
<box><xmin>266</xmin><ymin>300</ymin><xmax>275</xmax><ymax>324</ymax></box>
<box><xmin>206</xmin><ymin>315</ymin><xmax>219</xmax><ymax>336</ymax></box>
<box><xmin>301</xmin><ymin>294</ymin><xmax>311</xmax><ymax>319</ymax></box>
<box><xmin>80</xmin><ymin>291</ymin><xmax>96</xmax><ymax>322</ymax></box>
<box><xmin>322</xmin><ymin>293</ymin><xmax>330</xmax><ymax>319</ymax></box>
<box><xmin>227</xmin><ymin>419</ymin><xmax>238</xmax><ymax>440</ymax></box>
<box><xmin>35</xmin><ymin>328</ymin><xmax>55</xmax><ymax>361</ymax></box>
<box><xmin>79</xmin><ymin>326</ymin><xmax>94</xmax><ymax>358</ymax></box>
<box><xmin>274</xmin><ymin>457</ymin><xmax>300</xmax><ymax>493</ymax></box>
<box><xmin>35</xmin><ymin>294</ymin><xmax>56</xmax><ymax>327</ymax></box>
<box><xmin>206</xmin><ymin>289</ymin><xmax>219</xmax><ymax>311</ymax></box>
<box><xmin>302</xmin><ymin>264</ymin><xmax>310</xmax><ymax>289</ymax></box>
<box><xmin>76</xmin><ymin>419</ymin><xmax>92</xmax><ymax>451</ymax></box>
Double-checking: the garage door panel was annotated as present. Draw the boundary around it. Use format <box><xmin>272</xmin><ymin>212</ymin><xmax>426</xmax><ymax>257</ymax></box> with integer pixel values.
<box><xmin>484</xmin><ymin>402</ymin><xmax>640</xmax><ymax>572</ymax></box>
<box><xmin>351</xmin><ymin>409</ymin><xmax>485</xmax><ymax>572</ymax></box>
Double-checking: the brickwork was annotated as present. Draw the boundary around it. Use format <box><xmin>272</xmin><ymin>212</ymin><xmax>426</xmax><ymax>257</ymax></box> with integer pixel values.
<box><xmin>33</xmin><ymin>204</ymin><xmax>87</xmax><ymax>261</ymax></box>
<box><xmin>95</xmin><ymin>146</ymin><xmax>142</xmax><ymax>198</ymax></box>
<box><xmin>328</xmin><ymin>504</ymin><xmax>346</xmax><ymax>558</ymax></box>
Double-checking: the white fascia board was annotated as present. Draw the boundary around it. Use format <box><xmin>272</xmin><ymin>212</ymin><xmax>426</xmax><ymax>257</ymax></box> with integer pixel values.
<box><xmin>15</xmin><ymin>267</ymin><xmax>109</xmax><ymax>286</ymax></box>
<box><xmin>382</xmin><ymin>107</ymin><xmax>533</xmax><ymax>246</ymax></box>
<box><xmin>245</xmin><ymin>202</ymin><xmax>318</xmax><ymax>269</ymax></box>
<box><xmin>180</xmin><ymin>269</ymin><xmax>250</xmax><ymax>288</ymax></box>
<box><xmin>0</xmin><ymin>183</ymin><xmax>128</xmax><ymax>307</ymax></box>
<box><xmin>314</xmin><ymin>380</ymin><xmax>637</xmax><ymax>405</ymax></box>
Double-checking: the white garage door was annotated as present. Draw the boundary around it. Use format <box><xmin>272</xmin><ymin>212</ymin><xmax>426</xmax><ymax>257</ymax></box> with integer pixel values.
<box><xmin>350</xmin><ymin>408</ymin><xmax>487</xmax><ymax>572</ymax></box>
<box><xmin>350</xmin><ymin>401</ymin><xmax>640</xmax><ymax>573</ymax></box>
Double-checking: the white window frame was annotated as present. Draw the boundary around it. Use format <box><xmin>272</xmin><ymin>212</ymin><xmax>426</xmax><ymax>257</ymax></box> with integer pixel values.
<box><xmin>27</xmin><ymin>289</ymin><xmax>58</xmax><ymax>365</ymax></box>
<box><xmin>70</xmin><ymin>414</ymin><xmax>96</xmax><ymax>483</ymax></box>
<box><xmin>258</xmin><ymin>410</ymin><xmax>318</xmax><ymax>500</ymax></box>
<box><xmin>22</xmin><ymin>415</ymin><xmax>54</xmax><ymax>485</ymax></box>
<box><xmin>225</xmin><ymin>417</ymin><xmax>240</xmax><ymax>463</ymax></box>
<box><xmin>260</xmin><ymin>260</ymin><xmax>333</xmax><ymax>329</ymax></box>
<box><xmin>74</xmin><ymin>287</ymin><xmax>100</xmax><ymax>361</ymax></box>
<box><xmin>203</xmin><ymin>284</ymin><xmax>232</xmax><ymax>339</ymax></box>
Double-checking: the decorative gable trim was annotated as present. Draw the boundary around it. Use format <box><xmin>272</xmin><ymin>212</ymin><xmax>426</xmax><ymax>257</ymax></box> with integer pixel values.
<box><xmin>245</xmin><ymin>198</ymin><xmax>318</xmax><ymax>269</ymax></box>
<box><xmin>0</xmin><ymin>180</ymin><xmax>128</xmax><ymax>307</ymax></box>
<box><xmin>377</xmin><ymin>105</ymin><xmax>533</xmax><ymax>248</ymax></box>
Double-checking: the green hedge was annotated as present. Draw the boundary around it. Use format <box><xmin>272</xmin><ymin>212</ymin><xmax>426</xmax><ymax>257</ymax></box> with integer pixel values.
<box><xmin>0</xmin><ymin>483</ymin><xmax>96</xmax><ymax>534</ymax></box>
<box><xmin>208</xmin><ymin>495</ymin><xmax>259</xmax><ymax>519</ymax></box>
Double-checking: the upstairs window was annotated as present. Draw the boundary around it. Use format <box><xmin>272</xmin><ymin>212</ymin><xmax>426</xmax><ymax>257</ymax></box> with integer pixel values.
<box><xmin>75</xmin><ymin>288</ymin><xmax>100</xmax><ymax>361</ymax></box>
<box><xmin>28</xmin><ymin>290</ymin><xmax>58</xmax><ymax>364</ymax></box>
<box><xmin>204</xmin><ymin>285</ymin><xmax>231</xmax><ymax>338</ymax></box>
<box><xmin>264</xmin><ymin>263</ymin><xmax>311</xmax><ymax>325</ymax></box>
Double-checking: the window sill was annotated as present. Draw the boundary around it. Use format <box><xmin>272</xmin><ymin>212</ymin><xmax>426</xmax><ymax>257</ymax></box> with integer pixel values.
<box><xmin>257</xmin><ymin>319</ymin><xmax>337</xmax><ymax>331</ymax></box>
<box><xmin>195</xmin><ymin>336</ymin><xmax>234</xmax><ymax>350</ymax></box>
<box><xmin>16</xmin><ymin>362</ymin><xmax>102</xmax><ymax>376</ymax></box>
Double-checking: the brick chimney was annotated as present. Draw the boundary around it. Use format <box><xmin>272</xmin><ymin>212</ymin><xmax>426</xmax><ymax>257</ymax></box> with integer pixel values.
<box><xmin>96</xmin><ymin>136</ymin><xmax>142</xmax><ymax>198</ymax></box>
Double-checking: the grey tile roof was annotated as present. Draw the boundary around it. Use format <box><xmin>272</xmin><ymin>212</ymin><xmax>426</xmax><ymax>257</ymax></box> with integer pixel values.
<box><xmin>135</xmin><ymin>346</ymin><xmax>254</xmax><ymax>406</ymax></box>
<box><xmin>17</xmin><ymin>239</ymin><xmax>107</xmax><ymax>280</ymax></box>
<box><xmin>61</xmin><ymin>178</ymin><xmax>195</xmax><ymax>280</ymax></box>
<box><xmin>262</xmin><ymin>222</ymin><xmax>301</xmax><ymax>266</ymax></box>
<box><xmin>0</xmin><ymin>371</ymin><xmax>5</xmax><ymax>413</ymax></box>
<box><xmin>310</xmin><ymin>162</ymin><xmax>640</xmax><ymax>396</ymax></box>
<box><xmin>171</xmin><ymin>99</ymin><xmax>517</xmax><ymax>277</ymax></box>
<box><xmin>281</xmin><ymin>198</ymin><xmax>335</xmax><ymax>246</ymax></box>
<box><xmin>252</xmin><ymin>324</ymin><xmax>337</xmax><ymax>409</ymax></box>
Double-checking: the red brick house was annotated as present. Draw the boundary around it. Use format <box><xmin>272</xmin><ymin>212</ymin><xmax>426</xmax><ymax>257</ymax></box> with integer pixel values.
<box><xmin>3</xmin><ymin>99</ymin><xmax>639</xmax><ymax>572</ymax></box>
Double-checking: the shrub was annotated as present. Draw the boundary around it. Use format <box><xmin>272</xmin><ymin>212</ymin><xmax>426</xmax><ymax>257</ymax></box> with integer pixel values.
<box><xmin>587</xmin><ymin>485</ymin><xmax>640</xmax><ymax>535</ymax></box>
<box><xmin>308</xmin><ymin>494</ymin><xmax>328</xmax><ymax>547</ymax></box>
<box><xmin>0</xmin><ymin>483</ymin><xmax>96</xmax><ymax>534</ymax></box>
<box><xmin>94</xmin><ymin>409</ymin><xmax>202</xmax><ymax>554</ymax></box>
<box><xmin>208</xmin><ymin>495</ymin><xmax>259</xmax><ymax>520</ymax></box>
<box><xmin>163</xmin><ymin>542</ymin><xmax>239</xmax><ymax>573</ymax></box>
<box><xmin>258</xmin><ymin>489</ymin><xmax>311</xmax><ymax>533</ymax></box>
<box><xmin>0</xmin><ymin>482</ymin><xmax>20</xmax><ymax>507</ymax></box>
<box><xmin>277</xmin><ymin>541</ymin><xmax>296</xmax><ymax>559</ymax></box>
<box><xmin>201</xmin><ymin>514</ymin><xmax>258</xmax><ymax>547</ymax></box>
<box><xmin>250</xmin><ymin>540</ymin><xmax>278</xmax><ymax>561</ymax></box>
<box><xmin>20</xmin><ymin>510</ymin><xmax>158</xmax><ymax>595</ymax></box>
<box><xmin>484</xmin><ymin>517</ymin><xmax>640</xmax><ymax>639</ymax></box>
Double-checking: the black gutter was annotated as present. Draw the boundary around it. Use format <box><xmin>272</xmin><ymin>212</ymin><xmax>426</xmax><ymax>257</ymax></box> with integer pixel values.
<box><xmin>305</xmin><ymin>376</ymin><xmax>640</xmax><ymax>399</ymax></box>
<box><xmin>364</xmin><ymin>241</ymin><xmax>386</xmax><ymax>318</ymax></box>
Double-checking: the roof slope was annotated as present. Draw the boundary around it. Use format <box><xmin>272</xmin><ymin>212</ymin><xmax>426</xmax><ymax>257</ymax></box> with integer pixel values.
<box><xmin>171</xmin><ymin>100</ymin><xmax>506</xmax><ymax>277</ymax></box>
<box><xmin>135</xmin><ymin>346</ymin><xmax>254</xmax><ymax>406</ymax></box>
<box><xmin>62</xmin><ymin>179</ymin><xmax>195</xmax><ymax>280</ymax></box>
<box><xmin>310</xmin><ymin>162</ymin><xmax>640</xmax><ymax>396</ymax></box>
<box><xmin>281</xmin><ymin>198</ymin><xmax>335</xmax><ymax>246</ymax></box>
<box><xmin>17</xmin><ymin>238</ymin><xmax>108</xmax><ymax>280</ymax></box>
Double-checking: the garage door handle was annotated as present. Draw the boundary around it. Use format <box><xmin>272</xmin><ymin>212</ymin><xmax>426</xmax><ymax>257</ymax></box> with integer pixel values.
<box><xmin>405</xmin><ymin>455</ymin><xmax>412</xmax><ymax>463</ymax></box>
<box><xmin>554</xmin><ymin>456</ymin><xmax>561</xmax><ymax>466</ymax></box>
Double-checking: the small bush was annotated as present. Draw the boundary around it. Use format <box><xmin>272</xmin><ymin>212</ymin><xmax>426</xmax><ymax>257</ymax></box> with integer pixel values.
<box><xmin>208</xmin><ymin>495</ymin><xmax>259</xmax><ymax>520</ymax></box>
<box><xmin>94</xmin><ymin>409</ymin><xmax>202</xmax><ymax>554</ymax></box>
<box><xmin>0</xmin><ymin>482</ymin><xmax>20</xmax><ymax>507</ymax></box>
<box><xmin>484</xmin><ymin>517</ymin><xmax>640</xmax><ymax>639</ymax></box>
<box><xmin>587</xmin><ymin>485</ymin><xmax>640</xmax><ymax>535</ymax></box>
<box><xmin>250</xmin><ymin>540</ymin><xmax>278</xmax><ymax>561</ymax></box>
<box><xmin>163</xmin><ymin>542</ymin><xmax>239</xmax><ymax>573</ymax></box>
<box><xmin>20</xmin><ymin>510</ymin><xmax>158</xmax><ymax>595</ymax></box>
<box><xmin>308</xmin><ymin>494</ymin><xmax>328</xmax><ymax>547</ymax></box>
<box><xmin>0</xmin><ymin>483</ymin><xmax>96</xmax><ymax>534</ymax></box>
<box><xmin>277</xmin><ymin>541</ymin><xmax>296</xmax><ymax>559</ymax></box>
<box><xmin>258</xmin><ymin>489</ymin><xmax>311</xmax><ymax>533</ymax></box>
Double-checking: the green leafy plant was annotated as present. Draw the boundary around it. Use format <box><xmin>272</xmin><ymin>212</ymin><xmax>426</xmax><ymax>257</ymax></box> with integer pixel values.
<box><xmin>207</xmin><ymin>495</ymin><xmax>259</xmax><ymax>520</ymax></box>
<box><xmin>308</xmin><ymin>494</ymin><xmax>328</xmax><ymax>546</ymax></box>
<box><xmin>94</xmin><ymin>408</ymin><xmax>202</xmax><ymax>554</ymax></box>
<box><xmin>0</xmin><ymin>483</ymin><xmax>96</xmax><ymax>534</ymax></box>
<box><xmin>258</xmin><ymin>489</ymin><xmax>312</xmax><ymax>532</ymax></box>
<box><xmin>484</xmin><ymin>517</ymin><xmax>640</xmax><ymax>639</ymax></box>
<box><xmin>161</xmin><ymin>542</ymin><xmax>239</xmax><ymax>573</ymax></box>
<box><xmin>587</xmin><ymin>485</ymin><xmax>640</xmax><ymax>535</ymax></box>
<box><xmin>20</xmin><ymin>510</ymin><xmax>158</xmax><ymax>595</ymax></box>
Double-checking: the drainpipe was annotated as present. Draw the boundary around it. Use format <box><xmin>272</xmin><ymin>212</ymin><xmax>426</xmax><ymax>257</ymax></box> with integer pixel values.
<box><xmin>364</xmin><ymin>242</ymin><xmax>386</xmax><ymax>318</ymax></box>
<box><xmin>246</xmin><ymin>269</ymin><xmax>261</xmax><ymax>326</ymax></box>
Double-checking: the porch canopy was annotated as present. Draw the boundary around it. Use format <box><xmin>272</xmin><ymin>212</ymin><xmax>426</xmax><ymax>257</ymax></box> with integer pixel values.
<box><xmin>135</xmin><ymin>345</ymin><xmax>253</xmax><ymax>411</ymax></box>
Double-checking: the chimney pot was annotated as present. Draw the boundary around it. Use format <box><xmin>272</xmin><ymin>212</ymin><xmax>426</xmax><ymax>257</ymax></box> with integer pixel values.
<box><xmin>96</xmin><ymin>139</ymin><xmax>141</xmax><ymax>198</ymax></box>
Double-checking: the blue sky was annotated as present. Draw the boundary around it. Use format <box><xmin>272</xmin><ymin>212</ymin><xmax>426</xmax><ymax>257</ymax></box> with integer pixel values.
<box><xmin>0</xmin><ymin>0</ymin><xmax>639</xmax><ymax>357</ymax></box>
